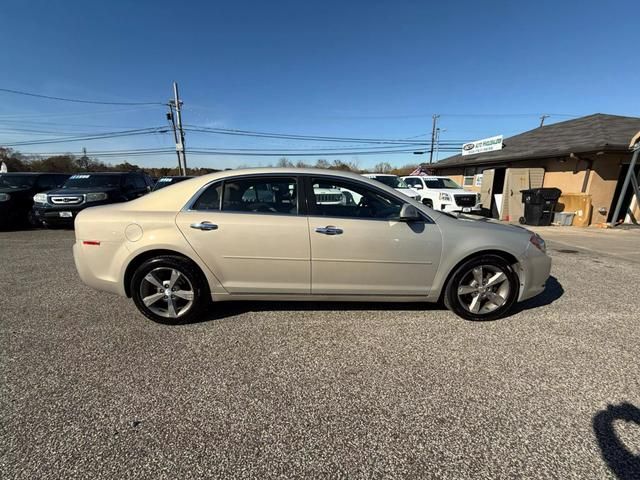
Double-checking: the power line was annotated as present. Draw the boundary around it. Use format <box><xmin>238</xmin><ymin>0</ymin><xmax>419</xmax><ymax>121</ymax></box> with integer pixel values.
<box><xmin>0</xmin><ymin>87</ymin><xmax>165</xmax><ymax>106</ymax></box>
<box><xmin>2</xmin><ymin>127</ymin><xmax>169</xmax><ymax>147</ymax></box>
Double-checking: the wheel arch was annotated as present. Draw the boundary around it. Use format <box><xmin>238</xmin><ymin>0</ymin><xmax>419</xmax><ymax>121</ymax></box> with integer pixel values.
<box><xmin>437</xmin><ymin>249</ymin><xmax>520</xmax><ymax>303</ymax></box>
<box><xmin>124</xmin><ymin>249</ymin><xmax>208</xmax><ymax>298</ymax></box>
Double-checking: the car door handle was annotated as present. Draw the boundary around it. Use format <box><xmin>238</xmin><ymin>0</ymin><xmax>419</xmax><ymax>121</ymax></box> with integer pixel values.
<box><xmin>191</xmin><ymin>221</ymin><xmax>218</xmax><ymax>231</ymax></box>
<box><xmin>315</xmin><ymin>226</ymin><xmax>343</xmax><ymax>235</ymax></box>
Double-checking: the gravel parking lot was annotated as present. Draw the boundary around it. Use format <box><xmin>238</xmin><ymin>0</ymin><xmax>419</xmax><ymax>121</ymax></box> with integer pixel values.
<box><xmin>1</xmin><ymin>229</ymin><xmax>639</xmax><ymax>479</ymax></box>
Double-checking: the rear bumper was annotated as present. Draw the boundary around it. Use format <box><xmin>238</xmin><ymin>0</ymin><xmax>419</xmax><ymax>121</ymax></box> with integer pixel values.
<box><xmin>73</xmin><ymin>241</ymin><xmax>127</xmax><ymax>296</ymax></box>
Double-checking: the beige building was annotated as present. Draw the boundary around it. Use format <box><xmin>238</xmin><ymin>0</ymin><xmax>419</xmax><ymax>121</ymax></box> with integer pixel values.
<box><xmin>430</xmin><ymin>114</ymin><xmax>640</xmax><ymax>225</ymax></box>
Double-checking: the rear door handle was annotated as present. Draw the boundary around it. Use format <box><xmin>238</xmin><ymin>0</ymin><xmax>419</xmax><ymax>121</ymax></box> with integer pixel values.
<box><xmin>315</xmin><ymin>226</ymin><xmax>343</xmax><ymax>235</ymax></box>
<box><xmin>191</xmin><ymin>221</ymin><xmax>218</xmax><ymax>231</ymax></box>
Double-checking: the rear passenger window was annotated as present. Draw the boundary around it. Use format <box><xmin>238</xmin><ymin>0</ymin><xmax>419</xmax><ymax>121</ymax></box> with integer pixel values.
<box><xmin>222</xmin><ymin>177</ymin><xmax>297</xmax><ymax>215</ymax></box>
<box><xmin>192</xmin><ymin>182</ymin><xmax>223</xmax><ymax>210</ymax></box>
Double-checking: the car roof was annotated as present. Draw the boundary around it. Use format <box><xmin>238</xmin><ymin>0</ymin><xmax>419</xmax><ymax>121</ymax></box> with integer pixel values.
<box><xmin>0</xmin><ymin>172</ymin><xmax>68</xmax><ymax>175</ymax></box>
<box><xmin>124</xmin><ymin>167</ymin><xmax>413</xmax><ymax>212</ymax></box>
<box><xmin>363</xmin><ymin>173</ymin><xmax>396</xmax><ymax>177</ymax></box>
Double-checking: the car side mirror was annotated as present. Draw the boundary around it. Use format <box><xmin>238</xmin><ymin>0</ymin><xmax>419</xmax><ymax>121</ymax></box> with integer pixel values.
<box><xmin>414</xmin><ymin>184</ymin><xmax>423</xmax><ymax>189</ymax></box>
<box><xmin>399</xmin><ymin>203</ymin><xmax>421</xmax><ymax>222</ymax></box>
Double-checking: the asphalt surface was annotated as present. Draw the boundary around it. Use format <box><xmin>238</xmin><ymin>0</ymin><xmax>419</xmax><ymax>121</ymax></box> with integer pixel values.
<box><xmin>1</xmin><ymin>229</ymin><xmax>639</xmax><ymax>479</ymax></box>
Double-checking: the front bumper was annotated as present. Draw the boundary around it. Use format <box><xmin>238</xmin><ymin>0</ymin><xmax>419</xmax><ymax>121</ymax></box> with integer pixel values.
<box><xmin>440</xmin><ymin>203</ymin><xmax>482</xmax><ymax>213</ymax></box>
<box><xmin>517</xmin><ymin>244</ymin><xmax>552</xmax><ymax>301</ymax></box>
<box><xmin>33</xmin><ymin>202</ymin><xmax>109</xmax><ymax>227</ymax></box>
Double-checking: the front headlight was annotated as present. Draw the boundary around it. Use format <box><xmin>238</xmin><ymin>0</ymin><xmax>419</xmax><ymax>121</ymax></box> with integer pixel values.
<box><xmin>85</xmin><ymin>192</ymin><xmax>108</xmax><ymax>202</ymax></box>
<box><xmin>0</xmin><ymin>193</ymin><xmax>10</xmax><ymax>202</ymax></box>
<box><xmin>530</xmin><ymin>233</ymin><xmax>546</xmax><ymax>253</ymax></box>
<box><xmin>439</xmin><ymin>192</ymin><xmax>451</xmax><ymax>202</ymax></box>
<box><xmin>33</xmin><ymin>193</ymin><xmax>47</xmax><ymax>204</ymax></box>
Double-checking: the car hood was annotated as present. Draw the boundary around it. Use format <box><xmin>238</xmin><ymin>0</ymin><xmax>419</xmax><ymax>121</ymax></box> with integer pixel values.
<box><xmin>46</xmin><ymin>186</ymin><xmax>119</xmax><ymax>195</ymax></box>
<box><xmin>440</xmin><ymin>212</ymin><xmax>531</xmax><ymax>236</ymax></box>
<box><xmin>396</xmin><ymin>187</ymin><xmax>420</xmax><ymax>197</ymax></box>
<box><xmin>0</xmin><ymin>186</ymin><xmax>31</xmax><ymax>195</ymax></box>
<box><xmin>429</xmin><ymin>188</ymin><xmax>473</xmax><ymax>195</ymax></box>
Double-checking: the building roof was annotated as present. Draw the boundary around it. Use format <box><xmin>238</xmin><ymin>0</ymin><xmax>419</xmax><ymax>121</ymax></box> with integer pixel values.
<box><xmin>432</xmin><ymin>113</ymin><xmax>640</xmax><ymax>170</ymax></box>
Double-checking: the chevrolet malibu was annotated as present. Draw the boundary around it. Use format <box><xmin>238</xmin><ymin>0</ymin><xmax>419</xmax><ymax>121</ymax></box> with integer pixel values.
<box><xmin>73</xmin><ymin>168</ymin><xmax>551</xmax><ymax>324</ymax></box>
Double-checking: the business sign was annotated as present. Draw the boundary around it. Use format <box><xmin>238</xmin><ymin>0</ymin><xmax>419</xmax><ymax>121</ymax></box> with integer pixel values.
<box><xmin>462</xmin><ymin>135</ymin><xmax>503</xmax><ymax>156</ymax></box>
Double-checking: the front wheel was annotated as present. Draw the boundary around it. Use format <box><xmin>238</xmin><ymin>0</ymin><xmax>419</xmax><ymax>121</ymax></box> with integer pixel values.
<box><xmin>131</xmin><ymin>255</ymin><xmax>210</xmax><ymax>324</ymax></box>
<box><xmin>443</xmin><ymin>254</ymin><xmax>519</xmax><ymax>321</ymax></box>
<box><xmin>422</xmin><ymin>198</ymin><xmax>434</xmax><ymax>208</ymax></box>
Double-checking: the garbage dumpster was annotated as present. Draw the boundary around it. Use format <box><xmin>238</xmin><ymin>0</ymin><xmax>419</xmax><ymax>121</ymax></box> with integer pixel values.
<box><xmin>519</xmin><ymin>188</ymin><xmax>562</xmax><ymax>226</ymax></box>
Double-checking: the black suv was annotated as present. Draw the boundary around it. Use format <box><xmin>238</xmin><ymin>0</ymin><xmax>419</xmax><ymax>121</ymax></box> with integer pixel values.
<box><xmin>32</xmin><ymin>171</ymin><xmax>154</xmax><ymax>227</ymax></box>
<box><xmin>152</xmin><ymin>175</ymin><xmax>194</xmax><ymax>191</ymax></box>
<box><xmin>0</xmin><ymin>172</ymin><xmax>70</xmax><ymax>229</ymax></box>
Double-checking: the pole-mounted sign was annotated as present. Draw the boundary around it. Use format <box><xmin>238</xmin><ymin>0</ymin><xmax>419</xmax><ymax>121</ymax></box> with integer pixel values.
<box><xmin>462</xmin><ymin>135</ymin><xmax>503</xmax><ymax>156</ymax></box>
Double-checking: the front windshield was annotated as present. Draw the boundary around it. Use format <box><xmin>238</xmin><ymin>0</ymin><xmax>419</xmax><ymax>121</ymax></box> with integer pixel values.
<box><xmin>425</xmin><ymin>178</ymin><xmax>461</xmax><ymax>189</ymax></box>
<box><xmin>62</xmin><ymin>174</ymin><xmax>121</xmax><ymax>189</ymax></box>
<box><xmin>0</xmin><ymin>174</ymin><xmax>36</xmax><ymax>188</ymax></box>
<box><xmin>372</xmin><ymin>175</ymin><xmax>408</xmax><ymax>189</ymax></box>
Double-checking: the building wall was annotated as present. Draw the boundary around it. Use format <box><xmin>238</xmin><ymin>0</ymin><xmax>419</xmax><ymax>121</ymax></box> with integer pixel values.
<box><xmin>586</xmin><ymin>153</ymin><xmax>623</xmax><ymax>224</ymax></box>
<box><xmin>433</xmin><ymin>152</ymin><xmax>630</xmax><ymax>225</ymax></box>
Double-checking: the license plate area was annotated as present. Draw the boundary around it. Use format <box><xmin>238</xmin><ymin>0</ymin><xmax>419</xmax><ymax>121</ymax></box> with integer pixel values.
<box><xmin>59</xmin><ymin>211</ymin><xmax>73</xmax><ymax>218</ymax></box>
<box><xmin>462</xmin><ymin>207</ymin><xmax>471</xmax><ymax>213</ymax></box>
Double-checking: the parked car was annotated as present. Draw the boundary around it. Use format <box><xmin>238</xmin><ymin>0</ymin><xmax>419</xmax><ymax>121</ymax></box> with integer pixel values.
<box><xmin>152</xmin><ymin>176</ymin><xmax>194</xmax><ymax>191</ymax></box>
<box><xmin>402</xmin><ymin>175</ymin><xmax>481</xmax><ymax>213</ymax></box>
<box><xmin>0</xmin><ymin>172</ymin><xmax>70</xmax><ymax>228</ymax></box>
<box><xmin>32</xmin><ymin>171</ymin><xmax>153</xmax><ymax>227</ymax></box>
<box><xmin>73</xmin><ymin>168</ymin><xmax>551</xmax><ymax>324</ymax></box>
<box><xmin>362</xmin><ymin>173</ymin><xmax>421</xmax><ymax>201</ymax></box>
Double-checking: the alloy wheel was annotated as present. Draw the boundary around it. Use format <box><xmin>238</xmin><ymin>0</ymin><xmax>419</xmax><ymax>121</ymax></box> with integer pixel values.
<box><xmin>139</xmin><ymin>267</ymin><xmax>195</xmax><ymax>319</ymax></box>
<box><xmin>456</xmin><ymin>264</ymin><xmax>511</xmax><ymax>315</ymax></box>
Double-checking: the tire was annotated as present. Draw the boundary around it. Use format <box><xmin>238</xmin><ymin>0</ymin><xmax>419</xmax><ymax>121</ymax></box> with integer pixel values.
<box><xmin>131</xmin><ymin>255</ymin><xmax>211</xmax><ymax>325</ymax></box>
<box><xmin>443</xmin><ymin>254</ymin><xmax>519</xmax><ymax>321</ymax></box>
<box><xmin>423</xmin><ymin>198</ymin><xmax>434</xmax><ymax>208</ymax></box>
<box><xmin>519</xmin><ymin>216</ymin><xmax>526</xmax><ymax>225</ymax></box>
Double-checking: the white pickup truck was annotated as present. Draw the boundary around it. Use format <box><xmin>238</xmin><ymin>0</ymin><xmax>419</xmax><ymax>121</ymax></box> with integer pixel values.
<box><xmin>361</xmin><ymin>174</ymin><xmax>421</xmax><ymax>201</ymax></box>
<box><xmin>401</xmin><ymin>175</ymin><xmax>481</xmax><ymax>213</ymax></box>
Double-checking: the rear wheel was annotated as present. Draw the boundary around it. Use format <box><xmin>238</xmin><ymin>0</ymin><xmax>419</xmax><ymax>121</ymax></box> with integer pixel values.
<box><xmin>131</xmin><ymin>256</ymin><xmax>210</xmax><ymax>324</ymax></box>
<box><xmin>444</xmin><ymin>254</ymin><xmax>519</xmax><ymax>321</ymax></box>
<box><xmin>422</xmin><ymin>198</ymin><xmax>433</xmax><ymax>208</ymax></box>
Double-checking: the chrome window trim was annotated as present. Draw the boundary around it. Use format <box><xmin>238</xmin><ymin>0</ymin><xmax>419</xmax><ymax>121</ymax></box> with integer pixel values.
<box><xmin>182</xmin><ymin>172</ymin><xmax>435</xmax><ymax>223</ymax></box>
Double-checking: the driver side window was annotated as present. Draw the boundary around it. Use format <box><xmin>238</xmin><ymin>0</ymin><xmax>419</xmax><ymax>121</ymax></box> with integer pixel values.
<box><xmin>309</xmin><ymin>177</ymin><xmax>403</xmax><ymax>220</ymax></box>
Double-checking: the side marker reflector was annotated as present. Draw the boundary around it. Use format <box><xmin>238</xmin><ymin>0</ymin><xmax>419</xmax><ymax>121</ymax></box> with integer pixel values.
<box><xmin>82</xmin><ymin>240</ymin><xmax>101</xmax><ymax>246</ymax></box>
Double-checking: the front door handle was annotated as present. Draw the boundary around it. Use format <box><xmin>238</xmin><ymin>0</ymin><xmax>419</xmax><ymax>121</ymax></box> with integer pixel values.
<box><xmin>315</xmin><ymin>226</ymin><xmax>343</xmax><ymax>235</ymax></box>
<box><xmin>191</xmin><ymin>221</ymin><xmax>218</xmax><ymax>231</ymax></box>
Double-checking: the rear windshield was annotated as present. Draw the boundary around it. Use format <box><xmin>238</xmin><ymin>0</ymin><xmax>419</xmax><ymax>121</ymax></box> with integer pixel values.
<box><xmin>370</xmin><ymin>176</ymin><xmax>408</xmax><ymax>189</ymax></box>
<box><xmin>425</xmin><ymin>178</ymin><xmax>461</xmax><ymax>189</ymax></box>
<box><xmin>153</xmin><ymin>177</ymin><xmax>190</xmax><ymax>191</ymax></box>
<box><xmin>62</xmin><ymin>174</ymin><xmax>121</xmax><ymax>189</ymax></box>
<box><xmin>0</xmin><ymin>174</ymin><xmax>36</xmax><ymax>188</ymax></box>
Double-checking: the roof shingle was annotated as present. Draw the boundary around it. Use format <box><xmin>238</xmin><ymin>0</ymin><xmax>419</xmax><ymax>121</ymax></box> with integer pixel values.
<box><xmin>432</xmin><ymin>113</ymin><xmax>640</xmax><ymax>169</ymax></box>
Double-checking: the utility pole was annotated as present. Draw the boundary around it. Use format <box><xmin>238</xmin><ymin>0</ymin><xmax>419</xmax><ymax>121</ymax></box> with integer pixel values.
<box><xmin>539</xmin><ymin>114</ymin><xmax>550</xmax><ymax>127</ymax></box>
<box><xmin>168</xmin><ymin>82</ymin><xmax>187</xmax><ymax>175</ymax></box>
<box><xmin>429</xmin><ymin>114</ymin><xmax>440</xmax><ymax>164</ymax></box>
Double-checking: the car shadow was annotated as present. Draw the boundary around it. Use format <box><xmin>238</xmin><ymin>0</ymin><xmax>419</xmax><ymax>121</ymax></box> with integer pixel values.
<box><xmin>512</xmin><ymin>275</ymin><xmax>564</xmax><ymax>314</ymax></box>
<box><xmin>193</xmin><ymin>299</ymin><xmax>440</xmax><ymax>323</ymax></box>
<box><xmin>190</xmin><ymin>275</ymin><xmax>563</xmax><ymax>324</ymax></box>
<box><xmin>593</xmin><ymin>403</ymin><xmax>640</xmax><ymax>479</ymax></box>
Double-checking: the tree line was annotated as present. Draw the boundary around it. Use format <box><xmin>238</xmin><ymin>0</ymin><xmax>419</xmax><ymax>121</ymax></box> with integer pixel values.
<box><xmin>1</xmin><ymin>147</ymin><xmax>418</xmax><ymax>177</ymax></box>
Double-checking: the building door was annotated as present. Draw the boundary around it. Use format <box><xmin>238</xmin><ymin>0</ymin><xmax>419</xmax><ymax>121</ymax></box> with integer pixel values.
<box><xmin>480</xmin><ymin>169</ymin><xmax>494</xmax><ymax>208</ymax></box>
<box><xmin>503</xmin><ymin>168</ymin><xmax>545</xmax><ymax>222</ymax></box>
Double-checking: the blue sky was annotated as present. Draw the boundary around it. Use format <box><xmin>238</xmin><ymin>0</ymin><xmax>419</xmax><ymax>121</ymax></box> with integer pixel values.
<box><xmin>1</xmin><ymin>0</ymin><xmax>638</xmax><ymax>169</ymax></box>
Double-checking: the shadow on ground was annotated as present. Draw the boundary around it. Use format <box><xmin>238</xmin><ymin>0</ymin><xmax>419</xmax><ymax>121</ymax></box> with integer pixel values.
<box><xmin>191</xmin><ymin>275</ymin><xmax>564</xmax><ymax>324</ymax></box>
<box><xmin>593</xmin><ymin>403</ymin><xmax>640</xmax><ymax>480</ymax></box>
<box><xmin>512</xmin><ymin>275</ymin><xmax>564</xmax><ymax>313</ymax></box>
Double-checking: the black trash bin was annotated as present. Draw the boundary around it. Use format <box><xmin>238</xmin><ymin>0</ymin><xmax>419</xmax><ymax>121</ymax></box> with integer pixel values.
<box><xmin>519</xmin><ymin>188</ymin><xmax>562</xmax><ymax>226</ymax></box>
